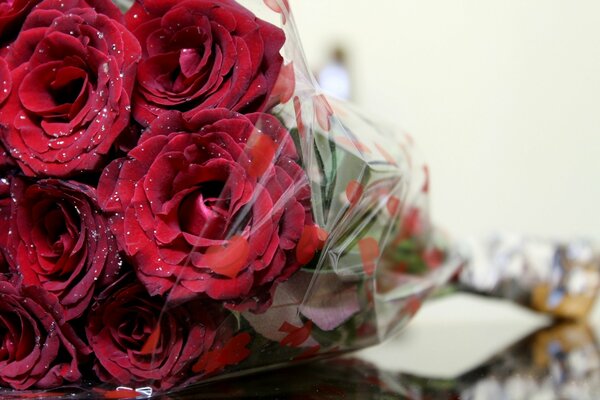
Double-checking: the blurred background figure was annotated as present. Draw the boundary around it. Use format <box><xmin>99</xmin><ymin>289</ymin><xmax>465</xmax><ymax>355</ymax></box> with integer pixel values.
<box><xmin>316</xmin><ymin>45</ymin><xmax>353</xmax><ymax>100</ymax></box>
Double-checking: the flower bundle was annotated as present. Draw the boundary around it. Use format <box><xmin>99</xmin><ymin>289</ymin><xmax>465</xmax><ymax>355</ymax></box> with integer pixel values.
<box><xmin>0</xmin><ymin>0</ymin><xmax>460</xmax><ymax>396</ymax></box>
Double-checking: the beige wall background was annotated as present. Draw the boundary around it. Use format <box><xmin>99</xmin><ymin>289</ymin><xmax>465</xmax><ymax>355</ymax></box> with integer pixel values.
<box><xmin>291</xmin><ymin>0</ymin><xmax>600</xmax><ymax>241</ymax></box>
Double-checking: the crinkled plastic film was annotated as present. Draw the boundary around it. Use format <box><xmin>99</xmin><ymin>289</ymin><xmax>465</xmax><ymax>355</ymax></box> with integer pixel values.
<box><xmin>0</xmin><ymin>0</ymin><xmax>463</xmax><ymax>397</ymax></box>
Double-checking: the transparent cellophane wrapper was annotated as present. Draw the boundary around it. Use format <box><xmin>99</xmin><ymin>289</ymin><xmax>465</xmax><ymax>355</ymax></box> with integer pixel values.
<box><xmin>0</xmin><ymin>0</ymin><xmax>464</xmax><ymax>397</ymax></box>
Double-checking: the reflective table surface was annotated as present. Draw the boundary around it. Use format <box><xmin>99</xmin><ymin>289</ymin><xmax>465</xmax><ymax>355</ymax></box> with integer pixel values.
<box><xmin>164</xmin><ymin>293</ymin><xmax>600</xmax><ymax>399</ymax></box>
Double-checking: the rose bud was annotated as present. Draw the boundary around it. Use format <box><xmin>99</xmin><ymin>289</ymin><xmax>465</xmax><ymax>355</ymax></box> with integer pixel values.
<box><xmin>86</xmin><ymin>281</ymin><xmax>221</xmax><ymax>390</ymax></box>
<box><xmin>98</xmin><ymin>109</ymin><xmax>321</xmax><ymax>311</ymax></box>
<box><xmin>0</xmin><ymin>0</ymin><xmax>142</xmax><ymax>178</ymax></box>
<box><xmin>5</xmin><ymin>178</ymin><xmax>122</xmax><ymax>321</ymax></box>
<box><xmin>124</xmin><ymin>0</ymin><xmax>285</xmax><ymax>126</ymax></box>
<box><xmin>0</xmin><ymin>281</ymin><xmax>89</xmax><ymax>389</ymax></box>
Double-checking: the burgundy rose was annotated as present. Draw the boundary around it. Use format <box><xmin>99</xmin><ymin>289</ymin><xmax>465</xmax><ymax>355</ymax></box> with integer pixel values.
<box><xmin>0</xmin><ymin>0</ymin><xmax>40</xmax><ymax>49</ymax></box>
<box><xmin>98</xmin><ymin>109</ymin><xmax>320</xmax><ymax>310</ymax></box>
<box><xmin>5</xmin><ymin>178</ymin><xmax>121</xmax><ymax>321</ymax></box>
<box><xmin>125</xmin><ymin>0</ymin><xmax>285</xmax><ymax>126</ymax></box>
<box><xmin>86</xmin><ymin>281</ymin><xmax>220</xmax><ymax>389</ymax></box>
<box><xmin>0</xmin><ymin>281</ymin><xmax>89</xmax><ymax>389</ymax></box>
<box><xmin>0</xmin><ymin>0</ymin><xmax>141</xmax><ymax>178</ymax></box>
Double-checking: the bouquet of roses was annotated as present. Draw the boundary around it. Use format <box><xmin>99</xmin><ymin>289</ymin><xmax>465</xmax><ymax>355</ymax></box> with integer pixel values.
<box><xmin>0</xmin><ymin>0</ymin><xmax>462</xmax><ymax>396</ymax></box>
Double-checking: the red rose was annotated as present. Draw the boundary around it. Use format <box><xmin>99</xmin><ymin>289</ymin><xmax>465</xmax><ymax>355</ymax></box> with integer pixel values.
<box><xmin>0</xmin><ymin>281</ymin><xmax>89</xmax><ymax>390</ymax></box>
<box><xmin>0</xmin><ymin>0</ymin><xmax>40</xmax><ymax>49</ymax></box>
<box><xmin>0</xmin><ymin>0</ymin><xmax>141</xmax><ymax>178</ymax></box>
<box><xmin>86</xmin><ymin>281</ymin><xmax>220</xmax><ymax>390</ymax></box>
<box><xmin>5</xmin><ymin>178</ymin><xmax>122</xmax><ymax>320</ymax></box>
<box><xmin>125</xmin><ymin>0</ymin><xmax>285</xmax><ymax>126</ymax></box>
<box><xmin>98</xmin><ymin>109</ymin><xmax>320</xmax><ymax>310</ymax></box>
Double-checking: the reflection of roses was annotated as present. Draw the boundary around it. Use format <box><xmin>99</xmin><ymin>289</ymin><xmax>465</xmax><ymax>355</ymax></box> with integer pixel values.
<box><xmin>125</xmin><ymin>0</ymin><xmax>285</xmax><ymax>126</ymax></box>
<box><xmin>99</xmin><ymin>109</ymin><xmax>320</xmax><ymax>309</ymax></box>
<box><xmin>0</xmin><ymin>0</ymin><xmax>141</xmax><ymax>178</ymax></box>
<box><xmin>86</xmin><ymin>281</ymin><xmax>220</xmax><ymax>390</ymax></box>
<box><xmin>0</xmin><ymin>282</ymin><xmax>89</xmax><ymax>389</ymax></box>
<box><xmin>6</xmin><ymin>178</ymin><xmax>121</xmax><ymax>320</ymax></box>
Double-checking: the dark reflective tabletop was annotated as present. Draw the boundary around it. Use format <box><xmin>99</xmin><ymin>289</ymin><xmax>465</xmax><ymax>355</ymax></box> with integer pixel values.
<box><xmin>164</xmin><ymin>294</ymin><xmax>600</xmax><ymax>399</ymax></box>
